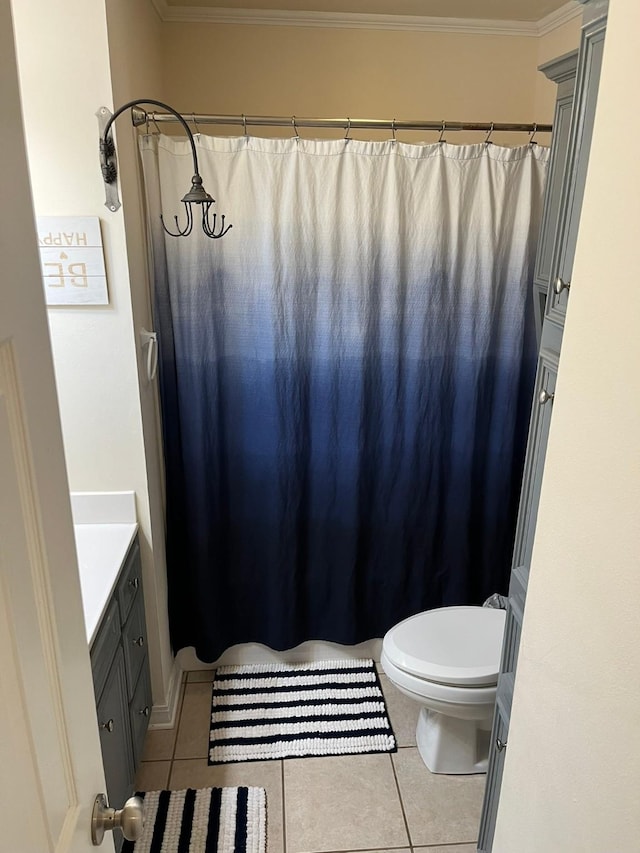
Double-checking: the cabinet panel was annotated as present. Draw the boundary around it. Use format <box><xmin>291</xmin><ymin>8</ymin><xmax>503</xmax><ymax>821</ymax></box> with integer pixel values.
<box><xmin>122</xmin><ymin>589</ymin><xmax>147</xmax><ymax>700</ymax></box>
<box><xmin>96</xmin><ymin>645</ymin><xmax>134</xmax><ymax>815</ymax></box>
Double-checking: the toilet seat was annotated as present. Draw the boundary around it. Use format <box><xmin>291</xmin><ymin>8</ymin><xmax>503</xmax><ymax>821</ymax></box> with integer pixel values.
<box><xmin>383</xmin><ymin>606</ymin><xmax>505</xmax><ymax>687</ymax></box>
<box><xmin>381</xmin><ymin>649</ymin><xmax>497</xmax><ymax>708</ymax></box>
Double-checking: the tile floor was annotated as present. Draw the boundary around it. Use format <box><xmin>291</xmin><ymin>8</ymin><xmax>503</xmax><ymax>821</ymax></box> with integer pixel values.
<box><xmin>136</xmin><ymin>665</ymin><xmax>485</xmax><ymax>853</ymax></box>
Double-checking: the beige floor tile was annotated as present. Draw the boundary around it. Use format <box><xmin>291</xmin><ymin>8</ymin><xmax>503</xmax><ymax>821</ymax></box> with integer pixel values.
<box><xmin>187</xmin><ymin>669</ymin><xmax>216</xmax><ymax>683</ymax></box>
<box><xmin>141</xmin><ymin>726</ymin><xmax>178</xmax><ymax>761</ymax></box>
<box><xmin>134</xmin><ymin>760</ymin><xmax>171</xmax><ymax>791</ymax></box>
<box><xmin>393</xmin><ymin>748</ymin><xmax>485</xmax><ymax>847</ymax></box>
<box><xmin>378</xmin><ymin>672</ymin><xmax>418</xmax><ymax>747</ymax></box>
<box><xmin>174</xmin><ymin>682</ymin><xmax>212</xmax><ymax>759</ymax></box>
<box><xmin>336</xmin><ymin>850</ymin><xmax>410</xmax><ymax>853</ymax></box>
<box><xmin>170</xmin><ymin>758</ymin><xmax>284</xmax><ymax>853</ymax></box>
<box><xmin>284</xmin><ymin>754</ymin><xmax>409</xmax><ymax>853</ymax></box>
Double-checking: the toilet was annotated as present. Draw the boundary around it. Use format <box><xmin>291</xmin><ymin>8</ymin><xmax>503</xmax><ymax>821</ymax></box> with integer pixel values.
<box><xmin>381</xmin><ymin>605</ymin><xmax>505</xmax><ymax>775</ymax></box>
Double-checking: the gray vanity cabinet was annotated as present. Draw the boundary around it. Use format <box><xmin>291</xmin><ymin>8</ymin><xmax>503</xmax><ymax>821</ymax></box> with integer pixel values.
<box><xmin>477</xmin><ymin>3</ymin><xmax>607</xmax><ymax>850</ymax></box>
<box><xmin>90</xmin><ymin>536</ymin><xmax>151</xmax><ymax>852</ymax></box>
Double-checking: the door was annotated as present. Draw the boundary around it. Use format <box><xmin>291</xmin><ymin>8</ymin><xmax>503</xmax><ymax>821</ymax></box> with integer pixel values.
<box><xmin>0</xmin><ymin>2</ymin><xmax>114</xmax><ymax>851</ymax></box>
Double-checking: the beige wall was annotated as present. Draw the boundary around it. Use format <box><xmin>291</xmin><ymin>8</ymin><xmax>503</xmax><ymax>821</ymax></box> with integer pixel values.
<box><xmin>494</xmin><ymin>1</ymin><xmax>640</xmax><ymax>850</ymax></box>
<box><xmin>162</xmin><ymin>22</ymin><xmax>543</xmax><ymax>145</ymax></box>
<box><xmin>105</xmin><ymin>0</ymin><xmax>178</xmax><ymax>721</ymax></box>
<box><xmin>11</xmin><ymin>0</ymin><xmax>177</xmax><ymax>721</ymax></box>
<box><xmin>535</xmin><ymin>16</ymin><xmax>582</xmax><ymax>121</ymax></box>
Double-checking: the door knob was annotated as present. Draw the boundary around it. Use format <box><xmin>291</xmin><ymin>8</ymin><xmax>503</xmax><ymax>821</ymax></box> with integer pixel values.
<box><xmin>554</xmin><ymin>276</ymin><xmax>570</xmax><ymax>296</ymax></box>
<box><xmin>496</xmin><ymin>737</ymin><xmax>507</xmax><ymax>752</ymax></box>
<box><xmin>91</xmin><ymin>793</ymin><xmax>144</xmax><ymax>845</ymax></box>
<box><xmin>539</xmin><ymin>389</ymin><xmax>554</xmax><ymax>406</ymax></box>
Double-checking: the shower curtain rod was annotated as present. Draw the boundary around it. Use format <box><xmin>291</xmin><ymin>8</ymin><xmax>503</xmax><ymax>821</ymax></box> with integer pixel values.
<box><xmin>130</xmin><ymin>108</ymin><xmax>550</xmax><ymax>136</ymax></box>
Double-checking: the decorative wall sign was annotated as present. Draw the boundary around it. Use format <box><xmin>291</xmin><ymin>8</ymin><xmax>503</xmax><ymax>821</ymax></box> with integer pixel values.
<box><xmin>36</xmin><ymin>216</ymin><xmax>109</xmax><ymax>305</ymax></box>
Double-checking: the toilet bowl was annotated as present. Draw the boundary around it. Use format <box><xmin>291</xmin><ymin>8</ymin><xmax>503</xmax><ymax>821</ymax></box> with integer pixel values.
<box><xmin>381</xmin><ymin>605</ymin><xmax>505</xmax><ymax>775</ymax></box>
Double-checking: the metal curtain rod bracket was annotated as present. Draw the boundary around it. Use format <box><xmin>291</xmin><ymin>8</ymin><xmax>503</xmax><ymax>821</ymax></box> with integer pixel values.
<box><xmin>130</xmin><ymin>110</ymin><xmax>552</xmax><ymax>136</ymax></box>
<box><xmin>97</xmin><ymin>99</ymin><xmax>231</xmax><ymax>239</ymax></box>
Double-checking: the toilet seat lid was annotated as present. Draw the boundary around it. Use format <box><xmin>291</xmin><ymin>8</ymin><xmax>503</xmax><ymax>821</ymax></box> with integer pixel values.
<box><xmin>383</xmin><ymin>606</ymin><xmax>506</xmax><ymax>687</ymax></box>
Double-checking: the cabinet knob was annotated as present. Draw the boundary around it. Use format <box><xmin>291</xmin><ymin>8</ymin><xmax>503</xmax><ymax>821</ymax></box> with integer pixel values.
<box><xmin>129</xmin><ymin>577</ymin><xmax>139</xmax><ymax>590</ymax></box>
<box><xmin>133</xmin><ymin>635</ymin><xmax>145</xmax><ymax>647</ymax></box>
<box><xmin>100</xmin><ymin>718</ymin><xmax>115</xmax><ymax>733</ymax></box>
<box><xmin>539</xmin><ymin>389</ymin><xmax>555</xmax><ymax>406</ymax></box>
<box><xmin>554</xmin><ymin>276</ymin><xmax>571</xmax><ymax>296</ymax></box>
<box><xmin>91</xmin><ymin>793</ymin><xmax>144</xmax><ymax>845</ymax></box>
<box><xmin>496</xmin><ymin>737</ymin><xmax>507</xmax><ymax>752</ymax></box>
<box><xmin>138</xmin><ymin>705</ymin><xmax>150</xmax><ymax>717</ymax></box>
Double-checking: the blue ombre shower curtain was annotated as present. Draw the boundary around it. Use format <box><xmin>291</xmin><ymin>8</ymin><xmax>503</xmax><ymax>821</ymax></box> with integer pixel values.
<box><xmin>140</xmin><ymin>133</ymin><xmax>548</xmax><ymax>662</ymax></box>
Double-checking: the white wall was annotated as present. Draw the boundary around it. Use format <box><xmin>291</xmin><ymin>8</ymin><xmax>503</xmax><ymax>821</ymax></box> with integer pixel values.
<box><xmin>10</xmin><ymin>0</ymin><xmax>177</xmax><ymax>724</ymax></box>
<box><xmin>494</xmin><ymin>1</ymin><xmax>640</xmax><ymax>849</ymax></box>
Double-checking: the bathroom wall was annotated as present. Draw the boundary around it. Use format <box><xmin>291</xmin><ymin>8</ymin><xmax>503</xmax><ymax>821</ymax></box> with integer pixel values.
<box><xmin>494</xmin><ymin>1</ymin><xmax>640</xmax><ymax>849</ymax></box>
<box><xmin>160</xmin><ymin>21</ymin><xmax>544</xmax><ymax>145</ymax></box>
<box><xmin>535</xmin><ymin>15</ymin><xmax>582</xmax><ymax>121</ymax></box>
<box><xmin>10</xmin><ymin>0</ymin><xmax>178</xmax><ymax>724</ymax></box>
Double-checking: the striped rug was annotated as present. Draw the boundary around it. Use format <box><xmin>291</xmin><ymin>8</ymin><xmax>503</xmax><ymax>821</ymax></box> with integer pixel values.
<box><xmin>121</xmin><ymin>787</ymin><xmax>266</xmax><ymax>853</ymax></box>
<box><xmin>209</xmin><ymin>659</ymin><xmax>396</xmax><ymax>764</ymax></box>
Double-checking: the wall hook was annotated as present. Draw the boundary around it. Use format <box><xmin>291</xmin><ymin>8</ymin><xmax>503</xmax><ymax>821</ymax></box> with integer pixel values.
<box><xmin>140</xmin><ymin>328</ymin><xmax>158</xmax><ymax>382</ymax></box>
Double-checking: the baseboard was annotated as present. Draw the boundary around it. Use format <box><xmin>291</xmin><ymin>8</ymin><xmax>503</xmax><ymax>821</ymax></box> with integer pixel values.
<box><xmin>176</xmin><ymin>639</ymin><xmax>383</xmax><ymax>671</ymax></box>
<box><xmin>149</xmin><ymin>656</ymin><xmax>182</xmax><ymax>729</ymax></box>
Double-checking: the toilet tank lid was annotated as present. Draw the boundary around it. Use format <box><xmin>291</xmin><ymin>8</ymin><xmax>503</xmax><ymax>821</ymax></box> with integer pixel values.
<box><xmin>382</xmin><ymin>606</ymin><xmax>506</xmax><ymax>687</ymax></box>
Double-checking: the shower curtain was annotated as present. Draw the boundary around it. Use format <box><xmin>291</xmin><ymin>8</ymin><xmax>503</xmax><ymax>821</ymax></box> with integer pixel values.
<box><xmin>140</xmin><ymin>133</ymin><xmax>548</xmax><ymax>662</ymax></box>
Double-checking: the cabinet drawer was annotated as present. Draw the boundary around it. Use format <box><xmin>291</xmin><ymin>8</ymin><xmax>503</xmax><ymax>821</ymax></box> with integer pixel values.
<box><xmin>117</xmin><ymin>538</ymin><xmax>142</xmax><ymax>625</ymax></box>
<box><xmin>90</xmin><ymin>596</ymin><xmax>121</xmax><ymax>700</ymax></box>
<box><xmin>122</xmin><ymin>590</ymin><xmax>147</xmax><ymax>699</ymax></box>
<box><xmin>129</xmin><ymin>663</ymin><xmax>152</xmax><ymax>767</ymax></box>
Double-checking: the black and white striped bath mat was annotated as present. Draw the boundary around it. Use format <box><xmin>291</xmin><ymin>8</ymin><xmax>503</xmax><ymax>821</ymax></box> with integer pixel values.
<box><xmin>209</xmin><ymin>659</ymin><xmax>396</xmax><ymax>764</ymax></box>
<box><xmin>121</xmin><ymin>787</ymin><xmax>266</xmax><ymax>853</ymax></box>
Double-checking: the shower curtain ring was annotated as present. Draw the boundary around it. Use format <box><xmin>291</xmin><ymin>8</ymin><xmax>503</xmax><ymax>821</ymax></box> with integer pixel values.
<box><xmin>438</xmin><ymin>121</ymin><xmax>447</xmax><ymax>144</ymax></box>
<box><xmin>242</xmin><ymin>114</ymin><xmax>248</xmax><ymax>136</ymax></box>
<box><xmin>484</xmin><ymin>122</ymin><xmax>494</xmax><ymax>145</ymax></box>
<box><xmin>191</xmin><ymin>113</ymin><xmax>201</xmax><ymax>137</ymax></box>
<box><xmin>391</xmin><ymin>119</ymin><xmax>397</xmax><ymax>143</ymax></box>
<box><xmin>292</xmin><ymin>116</ymin><xmax>299</xmax><ymax>139</ymax></box>
<box><xmin>344</xmin><ymin>118</ymin><xmax>351</xmax><ymax>141</ymax></box>
<box><xmin>529</xmin><ymin>123</ymin><xmax>538</xmax><ymax>145</ymax></box>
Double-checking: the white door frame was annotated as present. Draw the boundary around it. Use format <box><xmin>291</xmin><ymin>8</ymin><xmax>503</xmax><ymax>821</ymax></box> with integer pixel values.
<box><xmin>1</xmin><ymin>2</ymin><xmax>113</xmax><ymax>850</ymax></box>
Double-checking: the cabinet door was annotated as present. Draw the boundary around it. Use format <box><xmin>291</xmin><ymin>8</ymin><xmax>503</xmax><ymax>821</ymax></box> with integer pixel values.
<box><xmin>533</xmin><ymin>51</ymin><xmax>578</xmax><ymax>338</ymax></box>
<box><xmin>477</xmin><ymin>707</ymin><xmax>509</xmax><ymax>852</ymax></box>
<box><xmin>130</xmin><ymin>664</ymin><xmax>152</xmax><ymax>768</ymax></box>
<box><xmin>122</xmin><ymin>589</ymin><xmax>147</xmax><ymax>699</ymax></box>
<box><xmin>96</xmin><ymin>646</ymin><xmax>134</xmax><ymax>822</ymax></box>
<box><xmin>510</xmin><ymin>348</ymin><xmax>559</xmax><ymax>586</ymax></box>
<box><xmin>546</xmin><ymin>12</ymin><xmax>607</xmax><ymax>329</ymax></box>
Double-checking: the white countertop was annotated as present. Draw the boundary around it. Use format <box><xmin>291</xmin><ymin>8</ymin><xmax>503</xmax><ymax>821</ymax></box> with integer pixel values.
<box><xmin>71</xmin><ymin>492</ymin><xmax>139</xmax><ymax>646</ymax></box>
<box><xmin>75</xmin><ymin>523</ymin><xmax>138</xmax><ymax>645</ymax></box>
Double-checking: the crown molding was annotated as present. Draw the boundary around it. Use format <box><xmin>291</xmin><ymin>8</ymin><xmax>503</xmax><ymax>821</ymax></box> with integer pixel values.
<box><xmin>151</xmin><ymin>0</ymin><xmax>581</xmax><ymax>37</ymax></box>
<box><xmin>537</xmin><ymin>1</ymin><xmax>582</xmax><ymax>36</ymax></box>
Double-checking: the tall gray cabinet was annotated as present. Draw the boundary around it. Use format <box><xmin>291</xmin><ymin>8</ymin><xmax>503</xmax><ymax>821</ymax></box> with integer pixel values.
<box><xmin>477</xmin><ymin>2</ymin><xmax>608</xmax><ymax>849</ymax></box>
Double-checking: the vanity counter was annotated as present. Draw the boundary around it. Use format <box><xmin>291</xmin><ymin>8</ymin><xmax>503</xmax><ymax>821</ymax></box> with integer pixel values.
<box><xmin>75</xmin><ymin>522</ymin><xmax>138</xmax><ymax>645</ymax></box>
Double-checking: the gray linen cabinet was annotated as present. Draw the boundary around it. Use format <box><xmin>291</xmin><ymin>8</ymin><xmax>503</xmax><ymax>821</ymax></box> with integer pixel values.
<box><xmin>477</xmin><ymin>2</ymin><xmax>608</xmax><ymax>849</ymax></box>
